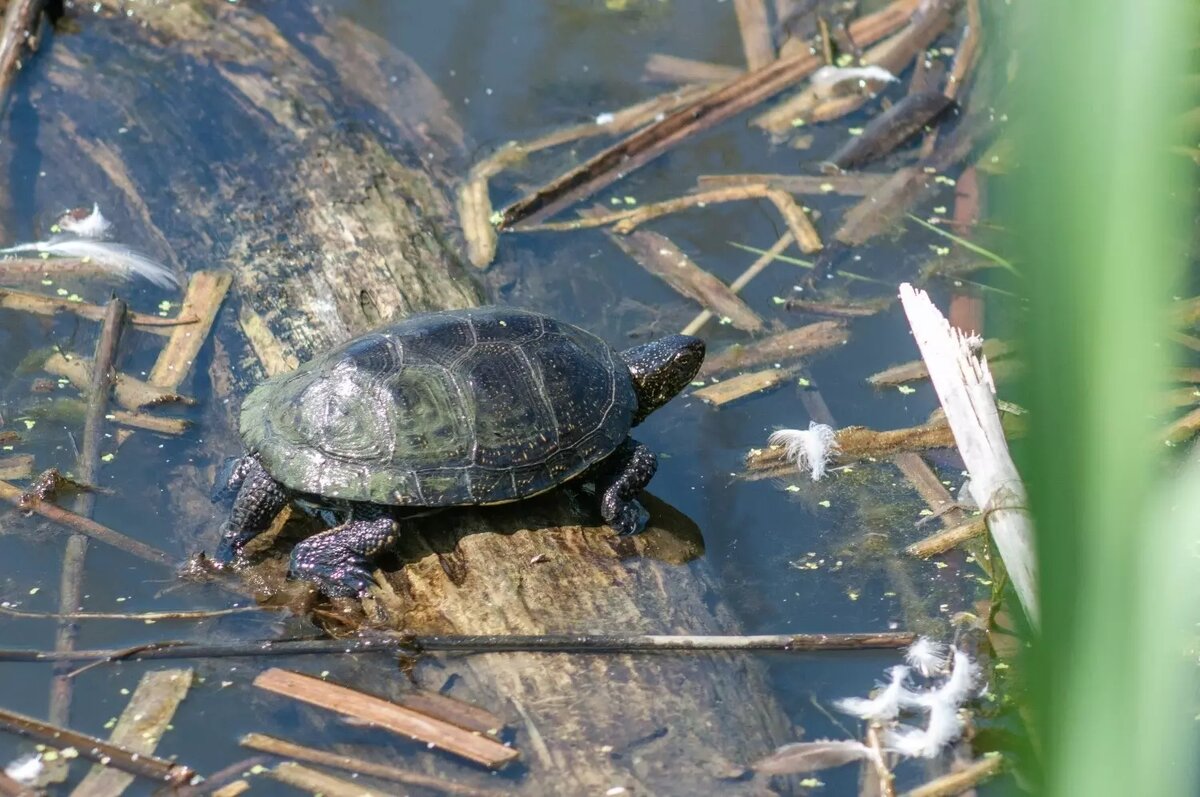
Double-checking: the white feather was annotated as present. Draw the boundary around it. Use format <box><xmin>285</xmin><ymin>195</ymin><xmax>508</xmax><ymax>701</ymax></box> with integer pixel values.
<box><xmin>811</xmin><ymin>65</ymin><xmax>898</xmax><ymax>97</ymax></box>
<box><xmin>60</xmin><ymin>203</ymin><xmax>112</xmax><ymax>239</ymax></box>
<box><xmin>882</xmin><ymin>701</ymin><xmax>964</xmax><ymax>758</ymax></box>
<box><xmin>905</xmin><ymin>637</ymin><xmax>951</xmax><ymax>677</ymax></box>
<box><xmin>4</xmin><ymin>752</ymin><xmax>44</xmax><ymax>785</ymax></box>
<box><xmin>900</xmin><ymin>648</ymin><xmax>981</xmax><ymax>712</ymax></box>
<box><xmin>0</xmin><ymin>237</ymin><xmax>179</xmax><ymax>289</ymax></box>
<box><xmin>768</xmin><ymin>422</ymin><xmax>840</xmax><ymax>481</ymax></box>
<box><xmin>833</xmin><ymin>665</ymin><xmax>914</xmax><ymax>722</ymax></box>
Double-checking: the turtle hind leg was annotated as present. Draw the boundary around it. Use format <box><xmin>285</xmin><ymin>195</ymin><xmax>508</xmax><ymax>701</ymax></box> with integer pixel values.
<box><xmin>213</xmin><ymin>453</ymin><xmax>291</xmax><ymax>565</ymax></box>
<box><xmin>289</xmin><ymin>506</ymin><xmax>399</xmax><ymax>598</ymax></box>
<box><xmin>595</xmin><ymin>439</ymin><xmax>658</xmax><ymax>536</ymax></box>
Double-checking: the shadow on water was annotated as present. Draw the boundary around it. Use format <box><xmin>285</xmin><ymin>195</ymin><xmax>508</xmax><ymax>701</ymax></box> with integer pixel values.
<box><xmin>0</xmin><ymin>1</ymin><xmax>1006</xmax><ymax>794</ymax></box>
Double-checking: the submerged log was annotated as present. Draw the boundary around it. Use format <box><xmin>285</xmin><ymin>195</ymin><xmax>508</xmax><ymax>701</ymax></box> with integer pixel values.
<box><xmin>18</xmin><ymin>2</ymin><xmax>795</xmax><ymax>793</ymax></box>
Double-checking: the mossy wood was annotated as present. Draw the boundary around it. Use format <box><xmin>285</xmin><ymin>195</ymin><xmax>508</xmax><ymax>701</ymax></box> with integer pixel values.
<box><xmin>20</xmin><ymin>2</ymin><xmax>794</xmax><ymax>792</ymax></box>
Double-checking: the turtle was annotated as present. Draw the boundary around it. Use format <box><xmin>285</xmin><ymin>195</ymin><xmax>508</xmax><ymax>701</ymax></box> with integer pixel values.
<box><xmin>211</xmin><ymin>306</ymin><xmax>705</xmax><ymax>597</ymax></box>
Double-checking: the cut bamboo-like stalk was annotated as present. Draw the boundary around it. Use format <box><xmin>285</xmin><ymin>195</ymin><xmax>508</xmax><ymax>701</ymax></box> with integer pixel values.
<box><xmin>253</xmin><ymin>668</ymin><xmax>520</xmax><ymax>769</ymax></box>
<box><xmin>897</xmin><ymin>283</ymin><xmax>1038</xmax><ymax>624</ymax></box>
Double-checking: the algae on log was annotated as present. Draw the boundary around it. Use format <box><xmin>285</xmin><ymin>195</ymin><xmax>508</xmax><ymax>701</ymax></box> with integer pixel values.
<box><xmin>17</xmin><ymin>2</ymin><xmax>795</xmax><ymax>792</ymax></box>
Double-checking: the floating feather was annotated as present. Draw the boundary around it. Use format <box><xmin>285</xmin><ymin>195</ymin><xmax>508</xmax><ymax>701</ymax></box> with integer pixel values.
<box><xmin>833</xmin><ymin>665</ymin><xmax>915</xmax><ymax>722</ymax></box>
<box><xmin>59</xmin><ymin>203</ymin><xmax>112</xmax><ymax>239</ymax></box>
<box><xmin>768</xmin><ymin>422</ymin><xmax>840</xmax><ymax>481</ymax></box>
<box><xmin>0</xmin><ymin>237</ymin><xmax>179</xmax><ymax>289</ymax></box>
<box><xmin>882</xmin><ymin>701</ymin><xmax>964</xmax><ymax>758</ymax></box>
<box><xmin>4</xmin><ymin>751</ymin><xmax>44</xmax><ymax>785</ymax></box>
<box><xmin>905</xmin><ymin>636</ymin><xmax>951</xmax><ymax>677</ymax></box>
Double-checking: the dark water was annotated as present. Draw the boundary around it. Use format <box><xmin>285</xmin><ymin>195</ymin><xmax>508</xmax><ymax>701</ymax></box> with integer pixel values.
<box><xmin>0</xmin><ymin>1</ymin><xmax>1006</xmax><ymax>794</ymax></box>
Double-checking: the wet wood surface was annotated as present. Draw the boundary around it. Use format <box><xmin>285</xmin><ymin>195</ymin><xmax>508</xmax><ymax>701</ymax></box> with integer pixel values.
<box><xmin>16</xmin><ymin>1</ymin><xmax>796</xmax><ymax>792</ymax></box>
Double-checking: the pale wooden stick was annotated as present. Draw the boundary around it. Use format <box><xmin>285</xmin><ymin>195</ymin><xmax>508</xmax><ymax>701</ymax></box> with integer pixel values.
<box><xmin>897</xmin><ymin>283</ymin><xmax>1037</xmax><ymax>625</ymax></box>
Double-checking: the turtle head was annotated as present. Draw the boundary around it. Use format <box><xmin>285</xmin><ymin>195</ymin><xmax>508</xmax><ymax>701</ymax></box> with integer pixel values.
<box><xmin>621</xmin><ymin>335</ymin><xmax>705</xmax><ymax>425</ymax></box>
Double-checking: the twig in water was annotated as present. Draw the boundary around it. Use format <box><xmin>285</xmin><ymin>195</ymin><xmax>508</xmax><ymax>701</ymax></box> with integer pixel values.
<box><xmin>865</xmin><ymin>722</ymin><xmax>897</xmax><ymax>797</ymax></box>
<box><xmin>694</xmin><ymin>367</ymin><xmax>800</xmax><ymax>407</ymax></box>
<box><xmin>0</xmin><ymin>631</ymin><xmax>918</xmax><ymax>664</ymax></box>
<box><xmin>903</xmin><ymin>753</ymin><xmax>1002</xmax><ymax>797</ymax></box>
<box><xmin>0</xmin><ymin>480</ymin><xmax>173</xmax><ymax>566</ymax></box>
<box><xmin>0</xmin><ymin>603</ymin><xmax>263</xmax><ymax>622</ymax></box>
<box><xmin>240</xmin><ymin>734</ymin><xmax>499</xmax><ymax>797</ymax></box>
<box><xmin>699</xmin><ymin>321</ymin><xmax>850</xmax><ymax>379</ymax></box>
<box><xmin>732</xmin><ymin>0</ymin><xmax>773</xmax><ymax>69</ymax></box>
<box><xmin>147</xmin><ymin>271</ymin><xmax>232</xmax><ymax>391</ymax></box>
<box><xmin>0</xmin><ymin>287</ymin><xmax>196</xmax><ymax>336</ymax></box>
<box><xmin>906</xmin><ymin>516</ymin><xmax>988</xmax><ymax>558</ymax></box>
<box><xmin>51</xmin><ymin>297</ymin><xmax>126</xmax><ymax>725</ymax></box>
<box><xmin>681</xmin><ymin>233</ymin><xmax>793</xmax><ymax>336</ymax></box>
<box><xmin>0</xmin><ymin>706</ymin><xmax>194</xmax><ymax>787</ymax></box>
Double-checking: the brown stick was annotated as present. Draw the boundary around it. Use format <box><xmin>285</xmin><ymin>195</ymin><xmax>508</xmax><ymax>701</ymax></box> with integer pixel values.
<box><xmin>906</xmin><ymin>516</ymin><xmax>987</xmax><ymax>558</ymax></box>
<box><xmin>50</xmin><ymin>297</ymin><xmax>126</xmax><ymax>725</ymax></box>
<box><xmin>643</xmin><ymin>53</ymin><xmax>742</xmax><ymax>84</ymax></box>
<box><xmin>0</xmin><ymin>0</ymin><xmax>51</xmax><ymax>111</ymax></box>
<box><xmin>0</xmin><ymin>480</ymin><xmax>173</xmax><ymax>566</ymax></box>
<box><xmin>0</xmin><ymin>771</ymin><xmax>39</xmax><ymax>797</ymax></box>
<box><xmin>902</xmin><ymin>754</ymin><xmax>1003</xmax><ymax>797</ymax></box>
<box><xmin>253</xmin><ymin>669</ymin><xmax>520</xmax><ymax>770</ymax></box>
<box><xmin>240</xmin><ymin>734</ymin><xmax>500</xmax><ymax>797</ymax></box>
<box><xmin>0</xmin><ymin>287</ymin><xmax>196</xmax><ymax>335</ymax></box>
<box><xmin>0</xmin><ymin>631</ymin><xmax>918</xmax><ymax>663</ymax></box>
<box><xmin>498</xmin><ymin>51</ymin><xmax>823</xmax><ymax>228</ymax></box>
<box><xmin>0</xmin><ymin>706</ymin><xmax>194</xmax><ymax>787</ymax></box>
<box><xmin>697</xmin><ymin>172</ymin><xmax>890</xmax><ymax>196</ymax></box>
<box><xmin>682</xmin><ymin>233</ymin><xmax>794</xmax><ymax>335</ymax></box>
<box><xmin>148</xmin><ymin>271</ymin><xmax>232</xmax><ymax>390</ymax></box>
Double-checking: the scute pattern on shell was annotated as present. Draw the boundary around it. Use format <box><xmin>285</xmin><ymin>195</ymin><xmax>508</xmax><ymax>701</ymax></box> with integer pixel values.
<box><xmin>239</xmin><ymin>307</ymin><xmax>636</xmax><ymax>505</ymax></box>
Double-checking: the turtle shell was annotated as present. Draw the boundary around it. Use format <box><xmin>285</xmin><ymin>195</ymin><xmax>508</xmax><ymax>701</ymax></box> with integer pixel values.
<box><xmin>239</xmin><ymin>307</ymin><xmax>636</xmax><ymax>505</ymax></box>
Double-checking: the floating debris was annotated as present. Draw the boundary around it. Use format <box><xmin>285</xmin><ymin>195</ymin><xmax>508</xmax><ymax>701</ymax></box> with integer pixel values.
<box><xmin>905</xmin><ymin>637</ymin><xmax>951</xmax><ymax>677</ymax></box>
<box><xmin>0</xmin><ymin>238</ymin><xmax>178</xmax><ymax>289</ymax></box>
<box><xmin>834</xmin><ymin>665</ymin><xmax>913</xmax><ymax>722</ymax></box>
<box><xmin>58</xmin><ymin>203</ymin><xmax>112</xmax><ymax>239</ymax></box>
<box><xmin>768</xmin><ymin>422</ymin><xmax>840</xmax><ymax>481</ymax></box>
<box><xmin>753</xmin><ymin>739</ymin><xmax>882</xmax><ymax>776</ymax></box>
<box><xmin>810</xmin><ymin>64</ymin><xmax>898</xmax><ymax>98</ymax></box>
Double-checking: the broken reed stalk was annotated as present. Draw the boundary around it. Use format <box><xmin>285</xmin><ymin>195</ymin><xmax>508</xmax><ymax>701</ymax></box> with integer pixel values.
<box><xmin>240</xmin><ymin>734</ymin><xmax>499</xmax><ymax>797</ymax></box>
<box><xmin>522</xmin><ymin>186</ymin><xmax>822</xmax><ymax>253</ymax></box>
<box><xmin>906</xmin><ymin>516</ymin><xmax>987</xmax><ymax>558</ymax></box>
<box><xmin>0</xmin><ymin>480</ymin><xmax>173</xmax><ymax>566</ymax></box>
<box><xmin>0</xmin><ymin>630</ymin><xmax>918</xmax><ymax>664</ymax></box>
<box><xmin>903</xmin><ymin>754</ymin><xmax>1003</xmax><ymax>797</ymax></box>
<box><xmin>172</xmin><ymin>757</ymin><xmax>267</xmax><ymax>797</ymax></box>
<box><xmin>733</xmin><ymin>0</ymin><xmax>773</xmax><ymax>69</ymax></box>
<box><xmin>71</xmin><ymin>668</ymin><xmax>194</xmax><ymax>796</ymax></box>
<box><xmin>51</xmin><ymin>296</ymin><xmax>126</xmax><ymax>726</ymax></box>
<box><xmin>254</xmin><ymin>668</ymin><xmax>519</xmax><ymax>769</ymax></box>
<box><xmin>266</xmin><ymin>763</ymin><xmax>390</xmax><ymax>797</ymax></box>
<box><xmin>0</xmin><ymin>0</ymin><xmax>53</xmax><ymax>109</ymax></box>
<box><xmin>498</xmin><ymin>49</ymin><xmax>826</xmax><ymax>227</ymax></box>
<box><xmin>0</xmin><ymin>705</ymin><xmax>195</xmax><ymax>787</ymax></box>
<box><xmin>681</xmin><ymin>232</ymin><xmax>793</xmax><ymax>335</ymax></box>
<box><xmin>696</xmin><ymin>172</ymin><xmax>890</xmax><ymax>196</ymax></box>
<box><xmin>0</xmin><ymin>603</ymin><xmax>261</xmax><ymax>622</ymax></box>
<box><xmin>898</xmin><ymin>283</ymin><xmax>1038</xmax><ymax>624</ymax></box>
<box><xmin>865</xmin><ymin>722</ymin><xmax>896</xmax><ymax>797</ymax></box>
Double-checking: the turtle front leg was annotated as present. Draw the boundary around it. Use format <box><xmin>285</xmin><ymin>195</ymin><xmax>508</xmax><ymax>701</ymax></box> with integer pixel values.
<box><xmin>289</xmin><ymin>506</ymin><xmax>399</xmax><ymax>597</ymax></box>
<box><xmin>213</xmin><ymin>453</ymin><xmax>291</xmax><ymax>565</ymax></box>
<box><xmin>594</xmin><ymin>439</ymin><xmax>658</xmax><ymax>536</ymax></box>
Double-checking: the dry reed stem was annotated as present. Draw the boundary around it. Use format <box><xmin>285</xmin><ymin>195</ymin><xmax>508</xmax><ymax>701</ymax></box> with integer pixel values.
<box><xmin>694</xmin><ymin>367</ymin><xmax>798</xmax><ymax>406</ymax></box>
<box><xmin>643</xmin><ymin>53</ymin><xmax>742</xmax><ymax>84</ymax></box>
<box><xmin>457</xmin><ymin>177</ymin><xmax>498</xmax><ymax>269</ymax></box>
<box><xmin>902</xmin><ymin>754</ymin><xmax>1003</xmax><ymax>797</ymax></box>
<box><xmin>70</xmin><ymin>669</ymin><xmax>193</xmax><ymax>797</ymax></box>
<box><xmin>148</xmin><ymin>270</ymin><xmax>232</xmax><ymax>390</ymax></box>
<box><xmin>0</xmin><ymin>286</ymin><xmax>195</xmax><ymax>335</ymax></box>
<box><xmin>44</xmin><ymin>353</ymin><xmax>194</xmax><ymax>412</ymax></box>
<box><xmin>682</xmin><ymin>233</ymin><xmax>794</xmax><ymax>336</ymax></box>
<box><xmin>906</xmin><ymin>516</ymin><xmax>987</xmax><ymax>558</ymax></box>
<box><xmin>699</xmin><ymin>321</ymin><xmax>849</xmax><ymax>378</ymax></box>
<box><xmin>697</xmin><ymin>172</ymin><xmax>890</xmax><ymax>196</ymax></box>
<box><xmin>253</xmin><ymin>668</ymin><xmax>520</xmax><ymax>769</ymax></box>
<box><xmin>733</xmin><ymin>0</ymin><xmax>774</xmax><ymax>69</ymax></box>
